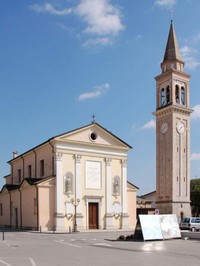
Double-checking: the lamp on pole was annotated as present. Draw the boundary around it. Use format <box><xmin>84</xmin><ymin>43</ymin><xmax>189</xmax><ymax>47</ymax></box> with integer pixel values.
<box><xmin>71</xmin><ymin>198</ymin><xmax>80</xmax><ymax>232</ymax></box>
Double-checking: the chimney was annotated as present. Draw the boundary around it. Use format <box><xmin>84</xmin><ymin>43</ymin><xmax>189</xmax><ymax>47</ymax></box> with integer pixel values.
<box><xmin>13</xmin><ymin>151</ymin><xmax>18</xmax><ymax>158</ymax></box>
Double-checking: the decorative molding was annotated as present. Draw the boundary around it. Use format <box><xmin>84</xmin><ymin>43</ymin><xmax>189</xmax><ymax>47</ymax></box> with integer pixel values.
<box><xmin>73</xmin><ymin>154</ymin><xmax>82</xmax><ymax>163</ymax></box>
<box><xmin>105</xmin><ymin>157</ymin><xmax>112</xmax><ymax>166</ymax></box>
<box><xmin>55</xmin><ymin>152</ymin><xmax>63</xmax><ymax>161</ymax></box>
<box><xmin>153</xmin><ymin>105</ymin><xmax>193</xmax><ymax>117</ymax></box>
<box><xmin>121</xmin><ymin>159</ymin><xmax>127</xmax><ymax>168</ymax></box>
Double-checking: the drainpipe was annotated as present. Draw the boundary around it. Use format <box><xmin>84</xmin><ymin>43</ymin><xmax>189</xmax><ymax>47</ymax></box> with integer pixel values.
<box><xmin>48</xmin><ymin>140</ymin><xmax>55</xmax><ymax>176</ymax></box>
<box><xmin>33</xmin><ymin>150</ymin><xmax>37</xmax><ymax>178</ymax></box>
<box><xmin>11</xmin><ymin>163</ymin><xmax>14</xmax><ymax>184</ymax></box>
<box><xmin>35</xmin><ymin>184</ymin><xmax>39</xmax><ymax>230</ymax></box>
<box><xmin>19</xmin><ymin>188</ymin><xmax>22</xmax><ymax>229</ymax></box>
<box><xmin>9</xmin><ymin>191</ymin><xmax>12</xmax><ymax>228</ymax></box>
<box><xmin>21</xmin><ymin>156</ymin><xmax>25</xmax><ymax>181</ymax></box>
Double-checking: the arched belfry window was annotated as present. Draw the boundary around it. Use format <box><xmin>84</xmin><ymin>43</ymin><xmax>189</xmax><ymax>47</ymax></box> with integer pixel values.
<box><xmin>64</xmin><ymin>172</ymin><xmax>73</xmax><ymax>194</ymax></box>
<box><xmin>161</xmin><ymin>88</ymin><xmax>165</xmax><ymax>106</ymax></box>
<box><xmin>181</xmin><ymin>87</ymin><xmax>185</xmax><ymax>105</ymax></box>
<box><xmin>166</xmin><ymin>86</ymin><xmax>170</xmax><ymax>104</ymax></box>
<box><xmin>175</xmin><ymin>85</ymin><xmax>180</xmax><ymax>104</ymax></box>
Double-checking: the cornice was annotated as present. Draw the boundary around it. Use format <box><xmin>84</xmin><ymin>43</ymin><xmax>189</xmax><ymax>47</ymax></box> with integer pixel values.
<box><xmin>153</xmin><ymin>104</ymin><xmax>193</xmax><ymax>117</ymax></box>
<box><xmin>155</xmin><ymin>69</ymin><xmax>190</xmax><ymax>81</ymax></box>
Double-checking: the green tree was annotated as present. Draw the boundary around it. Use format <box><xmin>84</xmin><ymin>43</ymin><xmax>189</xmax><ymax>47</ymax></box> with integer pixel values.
<box><xmin>190</xmin><ymin>178</ymin><xmax>200</xmax><ymax>216</ymax></box>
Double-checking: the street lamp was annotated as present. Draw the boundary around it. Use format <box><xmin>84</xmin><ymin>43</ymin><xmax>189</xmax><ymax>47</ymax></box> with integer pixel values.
<box><xmin>71</xmin><ymin>198</ymin><xmax>80</xmax><ymax>232</ymax></box>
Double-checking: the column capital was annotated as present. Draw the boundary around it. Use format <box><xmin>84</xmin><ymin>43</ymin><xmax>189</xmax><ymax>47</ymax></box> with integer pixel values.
<box><xmin>73</xmin><ymin>154</ymin><xmax>82</xmax><ymax>163</ymax></box>
<box><xmin>121</xmin><ymin>159</ymin><xmax>127</xmax><ymax>168</ymax></box>
<box><xmin>55</xmin><ymin>152</ymin><xmax>63</xmax><ymax>161</ymax></box>
<box><xmin>105</xmin><ymin>157</ymin><xmax>112</xmax><ymax>166</ymax></box>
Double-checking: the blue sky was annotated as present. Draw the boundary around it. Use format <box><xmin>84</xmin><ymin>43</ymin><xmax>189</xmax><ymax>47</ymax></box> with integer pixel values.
<box><xmin>1</xmin><ymin>0</ymin><xmax>200</xmax><ymax>195</ymax></box>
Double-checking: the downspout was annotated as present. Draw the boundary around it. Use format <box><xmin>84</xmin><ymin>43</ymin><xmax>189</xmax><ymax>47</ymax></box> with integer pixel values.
<box><xmin>11</xmin><ymin>163</ymin><xmax>14</xmax><ymax>184</ymax></box>
<box><xmin>48</xmin><ymin>140</ymin><xmax>55</xmax><ymax>230</ymax></box>
<box><xmin>9</xmin><ymin>191</ymin><xmax>11</xmax><ymax>228</ymax></box>
<box><xmin>33</xmin><ymin>149</ymin><xmax>37</xmax><ymax>178</ymax></box>
<box><xmin>21</xmin><ymin>156</ymin><xmax>25</xmax><ymax>180</ymax></box>
<box><xmin>35</xmin><ymin>184</ymin><xmax>39</xmax><ymax>230</ymax></box>
<box><xmin>48</xmin><ymin>140</ymin><xmax>55</xmax><ymax>176</ymax></box>
<box><xmin>19</xmin><ymin>188</ymin><xmax>22</xmax><ymax>229</ymax></box>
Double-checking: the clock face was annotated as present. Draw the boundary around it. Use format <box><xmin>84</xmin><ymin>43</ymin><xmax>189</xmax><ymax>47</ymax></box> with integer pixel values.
<box><xmin>177</xmin><ymin>122</ymin><xmax>185</xmax><ymax>134</ymax></box>
<box><xmin>161</xmin><ymin>122</ymin><xmax>168</xmax><ymax>134</ymax></box>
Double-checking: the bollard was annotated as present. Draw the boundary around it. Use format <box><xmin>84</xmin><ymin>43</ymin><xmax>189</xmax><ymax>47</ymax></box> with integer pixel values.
<box><xmin>69</xmin><ymin>226</ymin><xmax>71</xmax><ymax>234</ymax></box>
<box><xmin>40</xmin><ymin>226</ymin><xmax>42</xmax><ymax>233</ymax></box>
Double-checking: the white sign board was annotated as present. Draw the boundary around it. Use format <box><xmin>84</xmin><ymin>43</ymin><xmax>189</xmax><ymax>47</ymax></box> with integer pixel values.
<box><xmin>86</xmin><ymin>161</ymin><xmax>101</xmax><ymax>189</ymax></box>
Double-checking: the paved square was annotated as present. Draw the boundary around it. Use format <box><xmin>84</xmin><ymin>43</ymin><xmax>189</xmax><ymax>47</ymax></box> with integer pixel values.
<box><xmin>0</xmin><ymin>230</ymin><xmax>200</xmax><ymax>266</ymax></box>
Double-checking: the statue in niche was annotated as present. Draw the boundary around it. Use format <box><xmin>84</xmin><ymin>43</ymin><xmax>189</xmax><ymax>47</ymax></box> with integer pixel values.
<box><xmin>113</xmin><ymin>178</ymin><xmax>120</xmax><ymax>195</ymax></box>
<box><xmin>65</xmin><ymin>176</ymin><xmax>72</xmax><ymax>193</ymax></box>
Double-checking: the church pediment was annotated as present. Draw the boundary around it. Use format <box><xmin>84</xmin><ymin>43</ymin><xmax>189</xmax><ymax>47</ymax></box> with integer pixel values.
<box><xmin>54</xmin><ymin>122</ymin><xmax>131</xmax><ymax>150</ymax></box>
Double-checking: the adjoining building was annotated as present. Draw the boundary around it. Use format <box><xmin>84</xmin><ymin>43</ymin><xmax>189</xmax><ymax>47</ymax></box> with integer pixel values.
<box><xmin>0</xmin><ymin>122</ymin><xmax>137</xmax><ymax>231</ymax></box>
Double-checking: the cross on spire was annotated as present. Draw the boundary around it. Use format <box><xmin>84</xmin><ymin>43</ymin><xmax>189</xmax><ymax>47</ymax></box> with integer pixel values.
<box><xmin>169</xmin><ymin>9</ymin><xmax>175</xmax><ymax>22</ymax></box>
<box><xmin>92</xmin><ymin>114</ymin><xmax>95</xmax><ymax>123</ymax></box>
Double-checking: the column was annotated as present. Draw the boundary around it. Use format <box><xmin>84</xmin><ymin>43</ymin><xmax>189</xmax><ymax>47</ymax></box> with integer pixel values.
<box><xmin>105</xmin><ymin>157</ymin><xmax>114</xmax><ymax>229</ymax></box>
<box><xmin>55</xmin><ymin>152</ymin><xmax>65</xmax><ymax>231</ymax></box>
<box><xmin>74</xmin><ymin>154</ymin><xmax>83</xmax><ymax>229</ymax></box>
<box><xmin>121</xmin><ymin>159</ymin><xmax>129</xmax><ymax>229</ymax></box>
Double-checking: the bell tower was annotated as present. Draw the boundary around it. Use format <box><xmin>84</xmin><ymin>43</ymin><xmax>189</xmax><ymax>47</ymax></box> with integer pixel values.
<box><xmin>153</xmin><ymin>21</ymin><xmax>193</xmax><ymax>218</ymax></box>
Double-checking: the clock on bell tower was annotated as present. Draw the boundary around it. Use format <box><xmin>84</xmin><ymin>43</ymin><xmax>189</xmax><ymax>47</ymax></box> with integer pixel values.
<box><xmin>153</xmin><ymin>21</ymin><xmax>193</xmax><ymax>218</ymax></box>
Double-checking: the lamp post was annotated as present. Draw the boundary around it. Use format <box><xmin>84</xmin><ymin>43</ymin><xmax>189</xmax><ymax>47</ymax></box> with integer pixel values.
<box><xmin>71</xmin><ymin>198</ymin><xmax>80</xmax><ymax>232</ymax></box>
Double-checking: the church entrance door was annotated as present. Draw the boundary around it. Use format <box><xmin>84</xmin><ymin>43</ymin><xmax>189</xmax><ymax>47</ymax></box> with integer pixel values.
<box><xmin>89</xmin><ymin>203</ymin><xmax>99</xmax><ymax>229</ymax></box>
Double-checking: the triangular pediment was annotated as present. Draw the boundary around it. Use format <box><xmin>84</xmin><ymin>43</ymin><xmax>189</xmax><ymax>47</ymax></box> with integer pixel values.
<box><xmin>55</xmin><ymin>122</ymin><xmax>131</xmax><ymax>150</ymax></box>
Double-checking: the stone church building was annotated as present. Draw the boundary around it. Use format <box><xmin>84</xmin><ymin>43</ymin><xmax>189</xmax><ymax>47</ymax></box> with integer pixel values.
<box><xmin>0</xmin><ymin>122</ymin><xmax>137</xmax><ymax>231</ymax></box>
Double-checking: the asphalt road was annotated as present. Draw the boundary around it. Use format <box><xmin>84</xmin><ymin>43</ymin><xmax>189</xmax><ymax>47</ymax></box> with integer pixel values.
<box><xmin>0</xmin><ymin>230</ymin><xmax>200</xmax><ymax>266</ymax></box>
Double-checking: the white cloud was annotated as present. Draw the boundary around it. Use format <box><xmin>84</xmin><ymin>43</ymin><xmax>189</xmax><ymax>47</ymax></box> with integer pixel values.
<box><xmin>141</xmin><ymin>119</ymin><xmax>156</xmax><ymax>130</ymax></box>
<box><xmin>180</xmin><ymin>45</ymin><xmax>200</xmax><ymax>70</ymax></box>
<box><xmin>30</xmin><ymin>3</ymin><xmax>72</xmax><ymax>16</ymax></box>
<box><xmin>77</xmin><ymin>83</ymin><xmax>110</xmax><ymax>101</ymax></box>
<box><xmin>191</xmin><ymin>153</ymin><xmax>200</xmax><ymax>161</ymax></box>
<box><xmin>75</xmin><ymin>0</ymin><xmax>124</xmax><ymax>36</ymax></box>
<box><xmin>30</xmin><ymin>0</ymin><xmax>124</xmax><ymax>47</ymax></box>
<box><xmin>154</xmin><ymin>0</ymin><xmax>176</xmax><ymax>7</ymax></box>
<box><xmin>83</xmin><ymin>37</ymin><xmax>112</xmax><ymax>48</ymax></box>
<box><xmin>191</xmin><ymin>104</ymin><xmax>200</xmax><ymax>120</ymax></box>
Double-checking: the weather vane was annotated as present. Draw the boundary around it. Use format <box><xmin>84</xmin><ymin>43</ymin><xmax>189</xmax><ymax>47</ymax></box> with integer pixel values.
<box><xmin>169</xmin><ymin>9</ymin><xmax>175</xmax><ymax>22</ymax></box>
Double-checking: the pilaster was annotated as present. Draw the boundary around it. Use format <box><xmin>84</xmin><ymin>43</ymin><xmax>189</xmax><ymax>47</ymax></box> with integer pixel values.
<box><xmin>105</xmin><ymin>157</ymin><xmax>114</xmax><ymax>229</ymax></box>
<box><xmin>121</xmin><ymin>159</ymin><xmax>129</xmax><ymax>229</ymax></box>
<box><xmin>73</xmin><ymin>154</ymin><xmax>83</xmax><ymax>229</ymax></box>
<box><xmin>55</xmin><ymin>152</ymin><xmax>65</xmax><ymax>230</ymax></box>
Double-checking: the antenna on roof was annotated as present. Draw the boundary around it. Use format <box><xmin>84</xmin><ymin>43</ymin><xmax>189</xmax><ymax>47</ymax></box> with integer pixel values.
<box><xmin>169</xmin><ymin>8</ymin><xmax>175</xmax><ymax>22</ymax></box>
<box><xmin>92</xmin><ymin>114</ymin><xmax>95</xmax><ymax>123</ymax></box>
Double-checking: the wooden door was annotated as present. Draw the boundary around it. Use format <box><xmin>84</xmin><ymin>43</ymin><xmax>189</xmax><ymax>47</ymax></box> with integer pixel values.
<box><xmin>89</xmin><ymin>203</ymin><xmax>99</xmax><ymax>229</ymax></box>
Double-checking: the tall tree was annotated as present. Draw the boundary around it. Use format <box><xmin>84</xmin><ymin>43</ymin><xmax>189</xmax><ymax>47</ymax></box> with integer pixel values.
<box><xmin>190</xmin><ymin>179</ymin><xmax>200</xmax><ymax>216</ymax></box>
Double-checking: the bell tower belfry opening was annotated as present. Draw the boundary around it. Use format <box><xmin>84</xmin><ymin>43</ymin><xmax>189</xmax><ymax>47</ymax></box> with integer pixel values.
<box><xmin>153</xmin><ymin>21</ymin><xmax>193</xmax><ymax>219</ymax></box>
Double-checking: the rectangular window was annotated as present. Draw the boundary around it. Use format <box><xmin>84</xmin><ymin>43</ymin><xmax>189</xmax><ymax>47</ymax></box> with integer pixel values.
<box><xmin>0</xmin><ymin>203</ymin><xmax>3</xmax><ymax>216</ymax></box>
<box><xmin>40</xmin><ymin>160</ymin><xmax>44</xmax><ymax>177</ymax></box>
<box><xmin>28</xmin><ymin>165</ymin><xmax>32</xmax><ymax>178</ymax></box>
<box><xmin>18</xmin><ymin>169</ymin><xmax>21</xmax><ymax>183</ymax></box>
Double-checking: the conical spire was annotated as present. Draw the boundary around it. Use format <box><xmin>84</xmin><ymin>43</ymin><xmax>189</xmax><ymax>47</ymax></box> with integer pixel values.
<box><xmin>163</xmin><ymin>21</ymin><xmax>182</xmax><ymax>62</ymax></box>
<box><xmin>161</xmin><ymin>21</ymin><xmax>184</xmax><ymax>73</ymax></box>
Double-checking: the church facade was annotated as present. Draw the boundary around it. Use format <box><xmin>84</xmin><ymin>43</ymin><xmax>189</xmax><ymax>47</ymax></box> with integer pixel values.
<box><xmin>0</xmin><ymin>122</ymin><xmax>137</xmax><ymax>231</ymax></box>
<box><xmin>154</xmin><ymin>21</ymin><xmax>192</xmax><ymax>218</ymax></box>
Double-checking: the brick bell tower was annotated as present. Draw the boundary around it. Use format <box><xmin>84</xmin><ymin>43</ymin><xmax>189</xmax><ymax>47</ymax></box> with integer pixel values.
<box><xmin>153</xmin><ymin>21</ymin><xmax>193</xmax><ymax>219</ymax></box>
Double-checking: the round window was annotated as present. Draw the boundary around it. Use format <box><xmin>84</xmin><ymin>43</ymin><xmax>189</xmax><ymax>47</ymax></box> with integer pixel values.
<box><xmin>90</xmin><ymin>132</ymin><xmax>97</xmax><ymax>141</ymax></box>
